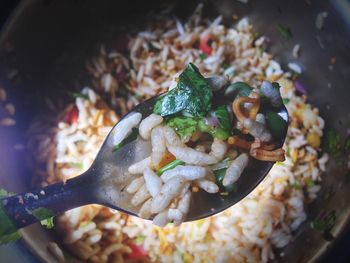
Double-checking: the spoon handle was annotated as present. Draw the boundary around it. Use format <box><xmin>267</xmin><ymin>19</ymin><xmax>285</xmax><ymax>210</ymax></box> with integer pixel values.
<box><xmin>1</xmin><ymin>172</ymin><xmax>94</xmax><ymax>231</ymax></box>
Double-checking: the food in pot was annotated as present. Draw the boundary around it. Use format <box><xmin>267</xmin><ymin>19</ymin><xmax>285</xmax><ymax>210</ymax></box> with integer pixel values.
<box><xmin>28</xmin><ymin>4</ymin><xmax>328</xmax><ymax>262</ymax></box>
<box><xmin>112</xmin><ymin>63</ymin><xmax>285</xmax><ymax>226</ymax></box>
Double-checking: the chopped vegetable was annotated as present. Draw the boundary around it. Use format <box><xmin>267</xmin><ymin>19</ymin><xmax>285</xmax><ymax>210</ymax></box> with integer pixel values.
<box><xmin>157</xmin><ymin>159</ymin><xmax>185</xmax><ymax>175</ymax></box>
<box><xmin>290</xmin><ymin>183</ymin><xmax>302</xmax><ymax>190</ymax></box>
<box><xmin>154</xmin><ymin>63</ymin><xmax>212</xmax><ymax>117</ymax></box>
<box><xmin>32</xmin><ymin>207</ymin><xmax>55</xmax><ymax>229</ymax></box>
<box><xmin>305</xmin><ymin>178</ymin><xmax>315</xmax><ymax>187</ymax></box>
<box><xmin>276</xmin><ymin>24</ymin><xmax>293</xmax><ymax>39</ymax></box>
<box><xmin>71</xmin><ymin>92</ymin><xmax>89</xmax><ymax>100</ymax></box>
<box><xmin>68</xmin><ymin>162</ymin><xmax>83</xmax><ymax>169</ymax></box>
<box><xmin>134</xmin><ymin>235</ymin><xmax>146</xmax><ymax>244</ymax></box>
<box><xmin>157</xmin><ymin>152</ymin><xmax>176</xmax><ymax>170</ymax></box>
<box><xmin>127</xmin><ymin>242</ymin><xmax>148</xmax><ymax>260</ymax></box>
<box><xmin>224</xmin><ymin>82</ymin><xmax>252</xmax><ymax>98</ymax></box>
<box><xmin>265</xmin><ymin>111</ymin><xmax>287</xmax><ymax>139</ymax></box>
<box><xmin>282</xmin><ymin>98</ymin><xmax>290</xmax><ymax>104</ymax></box>
<box><xmin>166</xmin><ymin>117</ymin><xmax>198</xmax><ymax>141</ymax></box>
<box><xmin>199</xmin><ymin>32</ymin><xmax>213</xmax><ymax>56</ymax></box>
<box><xmin>112</xmin><ymin>128</ymin><xmax>139</xmax><ymax>152</ymax></box>
<box><xmin>0</xmin><ymin>189</ymin><xmax>21</xmax><ymax>244</ymax></box>
<box><xmin>199</xmin><ymin>53</ymin><xmax>207</xmax><ymax>61</ymax></box>
<box><xmin>65</xmin><ymin>106</ymin><xmax>79</xmax><ymax>124</ymax></box>
<box><xmin>211</xmin><ymin>157</ymin><xmax>233</xmax><ymax>171</ymax></box>
<box><xmin>294</xmin><ymin>81</ymin><xmax>307</xmax><ymax>94</ymax></box>
<box><xmin>212</xmin><ymin>105</ymin><xmax>231</xmax><ymax>132</ymax></box>
<box><xmin>323</xmin><ymin>130</ymin><xmax>341</xmax><ymax>155</ymax></box>
<box><xmin>198</xmin><ymin>119</ymin><xmax>230</xmax><ymax>140</ymax></box>
<box><xmin>214</xmin><ymin>168</ymin><xmax>236</xmax><ymax>192</ymax></box>
<box><xmin>311</xmin><ymin>210</ymin><xmax>336</xmax><ymax>241</ymax></box>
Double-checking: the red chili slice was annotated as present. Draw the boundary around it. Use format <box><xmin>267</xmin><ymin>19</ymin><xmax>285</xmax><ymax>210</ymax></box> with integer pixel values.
<box><xmin>126</xmin><ymin>242</ymin><xmax>148</xmax><ymax>260</ymax></box>
<box><xmin>199</xmin><ymin>32</ymin><xmax>213</xmax><ymax>56</ymax></box>
<box><xmin>66</xmin><ymin>105</ymin><xmax>79</xmax><ymax>124</ymax></box>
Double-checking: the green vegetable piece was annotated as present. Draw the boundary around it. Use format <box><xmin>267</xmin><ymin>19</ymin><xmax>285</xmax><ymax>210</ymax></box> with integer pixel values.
<box><xmin>32</xmin><ymin>207</ymin><xmax>55</xmax><ymax>229</ymax></box>
<box><xmin>198</xmin><ymin>119</ymin><xmax>230</xmax><ymax>140</ymax></box>
<box><xmin>213</xmin><ymin>168</ymin><xmax>236</xmax><ymax>192</ymax></box>
<box><xmin>112</xmin><ymin>128</ymin><xmax>139</xmax><ymax>152</ymax></box>
<box><xmin>324</xmin><ymin>130</ymin><xmax>341</xmax><ymax>155</ymax></box>
<box><xmin>224</xmin><ymin>82</ymin><xmax>252</xmax><ymax>98</ymax></box>
<box><xmin>199</xmin><ymin>53</ymin><xmax>207</xmax><ymax>61</ymax></box>
<box><xmin>166</xmin><ymin>117</ymin><xmax>198</xmax><ymax>141</ymax></box>
<box><xmin>158</xmin><ymin>159</ymin><xmax>185</xmax><ymax>175</ymax></box>
<box><xmin>311</xmin><ymin>210</ymin><xmax>336</xmax><ymax>233</ymax></box>
<box><xmin>0</xmin><ymin>189</ymin><xmax>22</xmax><ymax>244</ymax></box>
<box><xmin>69</xmin><ymin>162</ymin><xmax>83</xmax><ymax>169</ymax></box>
<box><xmin>305</xmin><ymin>179</ymin><xmax>315</xmax><ymax>187</ymax></box>
<box><xmin>134</xmin><ymin>235</ymin><xmax>146</xmax><ymax>244</ymax></box>
<box><xmin>213</xmin><ymin>105</ymin><xmax>231</xmax><ymax>132</ymax></box>
<box><xmin>71</xmin><ymin>92</ymin><xmax>89</xmax><ymax>100</ymax></box>
<box><xmin>265</xmin><ymin>111</ymin><xmax>287</xmax><ymax>139</ymax></box>
<box><xmin>290</xmin><ymin>183</ymin><xmax>301</xmax><ymax>190</ymax></box>
<box><xmin>276</xmin><ymin>24</ymin><xmax>293</xmax><ymax>39</ymax></box>
<box><xmin>154</xmin><ymin>63</ymin><xmax>213</xmax><ymax>117</ymax></box>
<box><xmin>282</xmin><ymin>98</ymin><xmax>290</xmax><ymax>104</ymax></box>
<box><xmin>271</xmin><ymin>82</ymin><xmax>281</xmax><ymax>89</ymax></box>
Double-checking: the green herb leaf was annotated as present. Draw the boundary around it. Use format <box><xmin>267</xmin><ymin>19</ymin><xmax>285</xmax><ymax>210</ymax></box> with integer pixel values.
<box><xmin>290</xmin><ymin>183</ymin><xmax>302</xmax><ymax>190</ymax></box>
<box><xmin>311</xmin><ymin>210</ymin><xmax>336</xmax><ymax>234</ymax></box>
<box><xmin>213</xmin><ymin>105</ymin><xmax>231</xmax><ymax>132</ymax></box>
<box><xmin>282</xmin><ymin>98</ymin><xmax>290</xmax><ymax>104</ymax></box>
<box><xmin>213</xmin><ymin>168</ymin><xmax>236</xmax><ymax>192</ymax></box>
<box><xmin>276</xmin><ymin>24</ymin><xmax>293</xmax><ymax>39</ymax></box>
<box><xmin>199</xmin><ymin>53</ymin><xmax>207</xmax><ymax>61</ymax></box>
<box><xmin>222</xmin><ymin>63</ymin><xmax>230</xmax><ymax>70</ymax></box>
<box><xmin>166</xmin><ymin>117</ymin><xmax>198</xmax><ymax>141</ymax></box>
<box><xmin>272</xmin><ymin>82</ymin><xmax>281</xmax><ymax>89</ymax></box>
<box><xmin>32</xmin><ymin>207</ymin><xmax>55</xmax><ymax>229</ymax></box>
<box><xmin>265</xmin><ymin>111</ymin><xmax>287</xmax><ymax>139</ymax></box>
<box><xmin>134</xmin><ymin>235</ymin><xmax>146</xmax><ymax>244</ymax></box>
<box><xmin>0</xmin><ymin>190</ymin><xmax>22</xmax><ymax>244</ymax></box>
<box><xmin>112</xmin><ymin>128</ymin><xmax>139</xmax><ymax>152</ymax></box>
<box><xmin>68</xmin><ymin>162</ymin><xmax>83</xmax><ymax>169</ymax></box>
<box><xmin>158</xmin><ymin>159</ymin><xmax>185</xmax><ymax>175</ymax></box>
<box><xmin>198</xmin><ymin>119</ymin><xmax>230</xmax><ymax>140</ymax></box>
<box><xmin>154</xmin><ymin>63</ymin><xmax>213</xmax><ymax>117</ymax></box>
<box><xmin>324</xmin><ymin>130</ymin><xmax>341</xmax><ymax>155</ymax></box>
<box><xmin>305</xmin><ymin>178</ymin><xmax>315</xmax><ymax>187</ymax></box>
<box><xmin>71</xmin><ymin>92</ymin><xmax>89</xmax><ymax>100</ymax></box>
<box><xmin>224</xmin><ymin>82</ymin><xmax>252</xmax><ymax>98</ymax></box>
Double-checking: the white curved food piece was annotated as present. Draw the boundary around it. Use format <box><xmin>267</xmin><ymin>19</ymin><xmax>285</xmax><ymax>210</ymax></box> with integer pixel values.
<box><xmin>151</xmin><ymin>176</ymin><xmax>185</xmax><ymax>214</ymax></box>
<box><xmin>168</xmin><ymin>146</ymin><xmax>217</xmax><ymax>165</ymax></box>
<box><xmin>138</xmin><ymin>198</ymin><xmax>153</xmax><ymax>219</ymax></box>
<box><xmin>139</xmin><ymin>114</ymin><xmax>163</xmax><ymax>140</ymax></box>
<box><xmin>255</xmin><ymin>113</ymin><xmax>266</xmax><ymax>125</ymax></box>
<box><xmin>223</xmin><ymin>153</ymin><xmax>249</xmax><ymax>187</ymax></box>
<box><xmin>243</xmin><ymin>119</ymin><xmax>272</xmax><ymax>142</ymax></box>
<box><xmin>162</xmin><ymin>126</ymin><xmax>183</xmax><ymax>146</ymax></box>
<box><xmin>168</xmin><ymin>208</ymin><xmax>183</xmax><ymax>222</ymax></box>
<box><xmin>131</xmin><ymin>184</ymin><xmax>151</xmax><ymax>207</ymax></box>
<box><xmin>112</xmin><ymin>112</ymin><xmax>142</xmax><ymax>146</ymax></box>
<box><xmin>260</xmin><ymin>80</ymin><xmax>283</xmax><ymax>107</ymax></box>
<box><xmin>143</xmin><ymin>167</ymin><xmax>162</xmax><ymax>197</ymax></box>
<box><xmin>128</xmin><ymin>157</ymin><xmax>151</xmax><ymax>174</ymax></box>
<box><xmin>179</xmin><ymin>182</ymin><xmax>191</xmax><ymax>197</ymax></box>
<box><xmin>160</xmin><ymin>165</ymin><xmax>206</xmax><ymax>182</ymax></box>
<box><xmin>196</xmin><ymin>179</ymin><xmax>219</xmax><ymax>193</ymax></box>
<box><xmin>151</xmin><ymin>126</ymin><xmax>166</xmax><ymax>167</ymax></box>
<box><xmin>152</xmin><ymin>210</ymin><xmax>170</xmax><ymax>227</ymax></box>
<box><xmin>177</xmin><ymin>190</ymin><xmax>191</xmax><ymax>215</ymax></box>
<box><xmin>125</xmin><ymin>177</ymin><xmax>145</xmax><ymax>194</ymax></box>
<box><xmin>209</xmin><ymin>138</ymin><xmax>227</xmax><ymax>160</ymax></box>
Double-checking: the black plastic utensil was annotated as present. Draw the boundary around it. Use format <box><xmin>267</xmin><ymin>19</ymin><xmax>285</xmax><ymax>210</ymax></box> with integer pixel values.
<box><xmin>0</xmin><ymin>89</ymin><xmax>288</xmax><ymax>233</ymax></box>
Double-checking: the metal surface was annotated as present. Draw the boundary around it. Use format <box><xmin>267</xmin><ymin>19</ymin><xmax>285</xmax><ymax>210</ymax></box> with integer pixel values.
<box><xmin>0</xmin><ymin>0</ymin><xmax>349</xmax><ymax>262</ymax></box>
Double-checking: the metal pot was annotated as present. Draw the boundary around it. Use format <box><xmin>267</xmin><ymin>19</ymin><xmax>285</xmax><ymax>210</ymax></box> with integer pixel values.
<box><xmin>0</xmin><ymin>0</ymin><xmax>349</xmax><ymax>262</ymax></box>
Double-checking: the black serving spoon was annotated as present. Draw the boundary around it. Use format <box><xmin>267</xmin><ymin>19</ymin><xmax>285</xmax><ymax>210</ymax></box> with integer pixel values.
<box><xmin>0</xmin><ymin>79</ymin><xmax>288</xmax><ymax>234</ymax></box>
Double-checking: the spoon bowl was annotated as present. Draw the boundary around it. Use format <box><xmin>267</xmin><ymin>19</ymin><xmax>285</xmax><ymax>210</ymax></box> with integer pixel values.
<box><xmin>0</xmin><ymin>88</ymin><xmax>288</xmax><ymax>234</ymax></box>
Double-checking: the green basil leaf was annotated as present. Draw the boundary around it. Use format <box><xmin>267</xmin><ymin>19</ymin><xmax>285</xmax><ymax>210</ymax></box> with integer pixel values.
<box><xmin>153</xmin><ymin>63</ymin><xmax>212</xmax><ymax>117</ymax></box>
<box><xmin>265</xmin><ymin>111</ymin><xmax>287</xmax><ymax>139</ymax></box>
<box><xmin>32</xmin><ymin>207</ymin><xmax>55</xmax><ymax>229</ymax></box>
<box><xmin>213</xmin><ymin>105</ymin><xmax>231</xmax><ymax>132</ymax></box>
